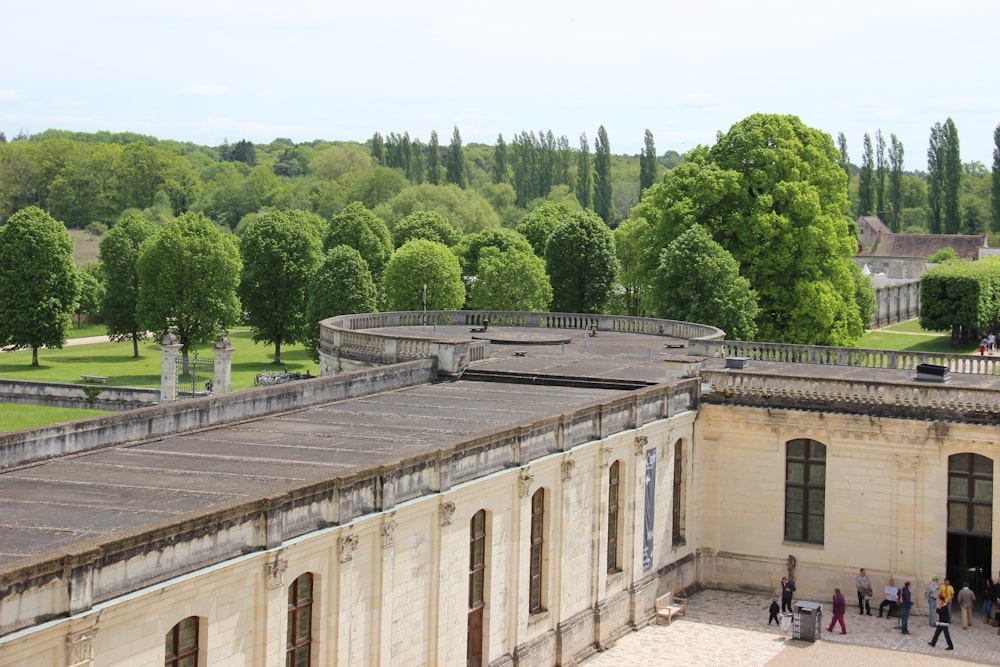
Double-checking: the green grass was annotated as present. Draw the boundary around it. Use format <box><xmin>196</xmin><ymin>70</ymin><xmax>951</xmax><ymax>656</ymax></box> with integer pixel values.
<box><xmin>0</xmin><ymin>403</ymin><xmax>114</xmax><ymax>431</ymax></box>
<box><xmin>0</xmin><ymin>327</ymin><xmax>317</xmax><ymax>390</ymax></box>
<box><xmin>857</xmin><ymin>319</ymin><xmax>978</xmax><ymax>355</ymax></box>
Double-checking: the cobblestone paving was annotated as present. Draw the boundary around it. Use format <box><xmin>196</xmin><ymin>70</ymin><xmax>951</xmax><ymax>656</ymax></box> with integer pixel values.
<box><xmin>581</xmin><ymin>589</ymin><xmax>1000</xmax><ymax>666</ymax></box>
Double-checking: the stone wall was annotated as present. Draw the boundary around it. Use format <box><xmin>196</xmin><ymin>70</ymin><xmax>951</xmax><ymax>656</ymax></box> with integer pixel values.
<box><xmin>0</xmin><ymin>379</ymin><xmax>161</xmax><ymax>411</ymax></box>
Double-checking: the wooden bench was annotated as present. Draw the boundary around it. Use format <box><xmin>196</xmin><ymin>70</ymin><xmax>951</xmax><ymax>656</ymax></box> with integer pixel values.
<box><xmin>654</xmin><ymin>591</ymin><xmax>688</xmax><ymax>625</ymax></box>
<box><xmin>81</xmin><ymin>374</ymin><xmax>108</xmax><ymax>384</ymax></box>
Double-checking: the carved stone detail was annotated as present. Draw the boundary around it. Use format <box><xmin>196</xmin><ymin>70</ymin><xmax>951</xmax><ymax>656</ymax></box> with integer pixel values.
<box><xmin>519</xmin><ymin>469</ymin><xmax>535</xmax><ymax>497</ymax></box>
<box><xmin>265</xmin><ymin>554</ymin><xmax>287</xmax><ymax>590</ymax></box>
<box><xmin>634</xmin><ymin>435</ymin><xmax>649</xmax><ymax>456</ymax></box>
<box><xmin>337</xmin><ymin>534</ymin><xmax>359</xmax><ymax>563</ymax></box>
<box><xmin>440</xmin><ymin>501</ymin><xmax>456</xmax><ymax>526</ymax></box>
<box><xmin>600</xmin><ymin>446</ymin><xmax>614</xmax><ymax>468</ymax></box>
<box><xmin>67</xmin><ymin>628</ymin><xmax>97</xmax><ymax>666</ymax></box>
<box><xmin>381</xmin><ymin>520</ymin><xmax>398</xmax><ymax>549</ymax></box>
<box><xmin>896</xmin><ymin>455</ymin><xmax>919</xmax><ymax>473</ymax></box>
<box><xmin>562</xmin><ymin>457</ymin><xmax>576</xmax><ymax>481</ymax></box>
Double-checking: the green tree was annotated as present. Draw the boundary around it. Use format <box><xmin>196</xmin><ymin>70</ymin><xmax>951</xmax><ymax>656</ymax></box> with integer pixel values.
<box><xmin>545</xmin><ymin>210</ymin><xmax>617</xmax><ymax>313</ymax></box>
<box><xmin>836</xmin><ymin>132</ymin><xmax>850</xmax><ymax>184</ymax></box>
<box><xmin>468</xmin><ymin>247</ymin><xmax>552</xmax><ymax>311</ymax></box>
<box><xmin>309</xmin><ymin>144</ymin><xmax>374</xmax><ymax>181</ymax></box>
<box><xmin>324</xmin><ymin>201</ymin><xmax>394</xmax><ymax>283</ymax></box>
<box><xmin>858</xmin><ymin>133</ymin><xmax>874</xmax><ymax>216</ymax></box>
<box><xmin>635</xmin><ymin>114</ymin><xmax>864</xmax><ymax>346</ymax></box>
<box><xmin>426</xmin><ymin>131</ymin><xmax>441</xmax><ymax>185</ymax></box>
<box><xmin>612</xmin><ymin>217</ymin><xmax>651</xmax><ymax>316</ymax></box>
<box><xmin>374</xmin><ymin>183</ymin><xmax>500</xmax><ymax>234</ymax></box>
<box><xmin>239</xmin><ymin>210</ymin><xmax>324</xmax><ymax>364</ymax></box>
<box><xmin>99</xmin><ymin>213</ymin><xmax>159</xmax><ymax>357</ymax></box>
<box><xmin>516</xmin><ymin>201</ymin><xmax>573</xmax><ymax>257</ymax></box>
<box><xmin>344</xmin><ymin>166</ymin><xmax>410</xmax><ymax>210</ymax></box>
<box><xmin>888</xmin><ymin>135</ymin><xmax>905</xmax><ymax>232</ymax></box>
<box><xmin>943</xmin><ymin>118</ymin><xmax>963</xmax><ymax>234</ymax></box>
<box><xmin>75</xmin><ymin>263</ymin><xmax>105</xmax><ymax>327</ymax></box>
<box><xmin>492</xmin><ymin>133</ymin><xmax>509</xmax><ymax>184</ymax></box>
<box><xmin>594</xmin><ymin>126</ymin><xmax>613</xmax><ymax>224</ymax></box>
<box><xmin>927</xmin><ymin>122</ymin><xmax>945</xmax><ymax>233</ymax></box>
<box><xmin>639</xmin><ymin>129</ymin><xmax>657</xmax><ymax>200</ymax></box>
<box><xmin>305</xmin><ymin>245</ymin><xmax>378</xmax><ymax>354</ymax></box>
<box><xmin>992</xmin><ymin>124</ymin><xmax>1000</xmax><ymax>232</ymax></box>
<box><xmin>393</xmin><ymin>211</ymin><xmax>461</xmax><ymax>248</ymax></box>
<box><xmin>576</xmin><ymin>133</ymin><xmax>592</xmax><ymax>210</ymax></box>
<box><xmin>920</xmin><ymin>256</ymin><xmax>1000</xmax><ymax>343</ymax></box>
<box><xmin>382</xmin><ymin>239</ymin><xmax>465</xmax><ymax>311</ymax></box>
<box><xmin>136</xmin><ymin>212</ymin><xmax>242</xmax><ymax>372</ymax></box>
<box><xmin>650</xmin><ymin>224</ymin><xmax>759</xmax><ymax>340</ymax></box>
<box><xmin>446</xmin><ymin>126</ymin><xmax>466</xmax><ymax>188</ymax></box>
<box><xmin>0</xmin><ymin>206</ymin><xmax>80</xmax><ymax>365</ymax></box>
<box><xmin>455</xmin><ymin>227</ymin><xmax>534</xmax><ymax>276</ymax></box>
<box><xmin>875</xmin><ymin>130</ymin><xmax>886</xmax><ymax>219</ymax></box>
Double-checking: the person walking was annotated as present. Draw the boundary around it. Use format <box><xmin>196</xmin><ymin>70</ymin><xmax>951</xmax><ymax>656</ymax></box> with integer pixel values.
<box><xmin>780</xmin><ymin>576</ymin><xmax>796</xmax><ymax>613</ymax></box>
<box><xmin>899</xmin><ymin>581</ymin><xmax>913</xmax><ymax>635</ymax></box>
<box><xmin>984</xmin><ymin>578</ymin><xmax>995</xmax><ymax>625</ymax></box>
<box><xmin>956</xmin><ymin>582</ymin><xmax>975</xmax><ymax>629</ymax></box>
<box><xmin>926</xmin><ymin>576</ymin><xmax>941</xmax><ymax>627</ymax></box>
<box><xmin>855</xmin><ymin>568</ymin><xmax>873</xmax><ymax>615</ymax></box>
<box><xmin>827</xmin><ymin>588</ymin><xmax>847</xmax><ymax>634</ymax></box>
<box><xmin>928</xmin><ymin>595</ymin><xmax>954</xmax><ymax>651</ymax></box>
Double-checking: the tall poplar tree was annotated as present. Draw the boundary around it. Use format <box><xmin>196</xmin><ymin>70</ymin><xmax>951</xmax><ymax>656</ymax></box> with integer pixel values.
<box><xmin>927</xmin><ymin>122</ymin><xmax>944</xmax><ymax>234</ymax></box>
<box><xmin>492</xmin><ymin>133</ymin><xmax>508</xmax><ymax>184</ymax></box>
<box><xmin>576</xmin><ymin>133</ymin><xmax>592</xmax><ymax>210</ymax></box>
<box><xmin>427</xmin><ymin>131</ymin><xmax>441</xmax><ymax>185</ymax></box>
<box><xmin>875</xmin><ymin>130</ymin><xmax>886</xmax><ymax>220</ymax></box>
<box><xmin>888</xmin><ymin>135</ymin><xmax>905</xmax><ymax>232</ymax></box>
<box><xmin>942</xmin><ymin>117</ymin><xmax>962</xmax><ymax>234</ymax></box>
<box><xmin>639</xmin><ymin>129</ymin><xmax>657</xmax><ymax>200</ymax></box>
<box><xmin>836</xmin><ymin>132</ymin><xmax>850</xmax><ymax>184</ymax></box>
<box><xmin>594</xmin><ymin>126</ymin><xmax>613</xmax><ymax>224</ymax></box>
<box><xmin>992</xmin><ymin>124</ymin><xmax>1000</xmax><ymax>232</ymax></box>
<box><xmin>858</xmin><ymin>133</ymin><xmax>874</xmax><ymax>216</ymax></box>
<box><xmin>446</xmin><ymin>126</ymin><xmax>467</xmax><ymax>188</ymax></box>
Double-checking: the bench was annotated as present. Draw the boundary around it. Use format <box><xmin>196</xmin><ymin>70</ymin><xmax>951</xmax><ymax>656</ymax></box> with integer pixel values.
<box><xmin>81</xmin><ymin>374</ymin><xmax>108</xmax><ymax>384</ymax></box>
<box><xmin>655</xmin><ymin>591</ymin><xmax>688</xmax><ymax>625</ymax></box>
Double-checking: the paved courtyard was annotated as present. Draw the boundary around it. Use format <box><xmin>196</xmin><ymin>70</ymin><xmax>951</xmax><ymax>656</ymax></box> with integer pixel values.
<box><xmin>582</xmin><ymin>589</ymin><xmax>1000</xmax><ymax>666</ymax></box>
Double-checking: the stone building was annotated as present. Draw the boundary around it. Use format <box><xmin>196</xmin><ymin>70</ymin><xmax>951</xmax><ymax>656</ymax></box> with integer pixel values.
<box><xmin>2</xmin><ymin>311</ymin><xmax>999</xmax><ymax>666</ymax></box>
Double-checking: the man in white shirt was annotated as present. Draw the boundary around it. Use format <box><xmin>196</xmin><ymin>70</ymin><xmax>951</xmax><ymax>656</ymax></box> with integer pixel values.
<box><xmin>878</xmin><ymin>577</ymin><xmax>900</xmax><ymax>618</ymax></box>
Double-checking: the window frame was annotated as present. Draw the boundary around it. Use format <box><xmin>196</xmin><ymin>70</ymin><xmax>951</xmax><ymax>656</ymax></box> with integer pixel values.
<box><xmin>529</xmin><ymin>488</ymin><xmax>546</xmax><ymax>614</ymax></box>
<box><xmin>286</xmin><ymin>573</ymin><xmax>314</xmax><ymax>667</ymax></box>
<box><xmin>165</xmin><ymin>616</ymin><xmax>199</xmax><ymax>667</ymax></box>
<box><xmin>607</xmin><ymin>460</ymin><xmax>622</xmax><ymax>573</ymax></box>
<box><xmin>784</xmin><ymin>439</ymin><xmax>826</xmax><ymax>545</ymax></box>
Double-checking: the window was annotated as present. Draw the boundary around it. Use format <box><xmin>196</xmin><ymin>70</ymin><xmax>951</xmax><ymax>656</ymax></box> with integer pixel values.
<box><xmin>470</xmin><ymin>510</ymin><xmax>486</xmax><ymax>609</ymax></box>
<box><xmin>607</xmin><ymin>461</ymin><xmax>621</xmax><ymax>573</ymax></box>
<box><xmin>165</xmin><ymin>617</ymin><xmax>199</xmax><ymax>667</ymax></box>
<box><xmin>672</xmin><ymin>439</ymin><xmax>685</xmax><ymax>546</ymax></box>
<box><xmin>529</xmin><ymin>488</ymin><xmax>545</xmax><ymax>614</ymax></box>
<box><xmin>286</xmin><ymin>573</ymin><xmax>314</xmax><ymax>667</ymax></box>
<box><xmin>948</xmin><ymin>453</ymin><xmax>993</xmax><ymax>535</ymax></box>
<box><xmin>784</xmin><ymin>439</ymin><xmax>826</xmax><ymax>544</ymax></box>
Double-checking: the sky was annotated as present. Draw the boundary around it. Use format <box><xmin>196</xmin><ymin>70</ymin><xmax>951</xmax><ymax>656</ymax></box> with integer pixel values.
<box><xmin>3</xmin><ymin>0</ymin><xmax>999</xmax><ymax>171</ymax></box>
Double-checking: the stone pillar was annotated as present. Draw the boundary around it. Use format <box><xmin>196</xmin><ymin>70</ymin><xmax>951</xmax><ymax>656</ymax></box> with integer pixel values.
<box><xmin>213</xmin><ymin>333</ymin><xmax>235</xmax><ymax>395</ymax></box>
<box><xmin>159</xmin><ymin>333</ymin><xmax>182</xmax><ymax>403</ymax></box>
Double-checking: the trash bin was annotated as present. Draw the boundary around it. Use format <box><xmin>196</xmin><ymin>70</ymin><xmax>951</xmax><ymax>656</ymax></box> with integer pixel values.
<box><xmin>792</xmin><ymin>601</ymin><xmax>822</xmax><ymax>641</ymax></box>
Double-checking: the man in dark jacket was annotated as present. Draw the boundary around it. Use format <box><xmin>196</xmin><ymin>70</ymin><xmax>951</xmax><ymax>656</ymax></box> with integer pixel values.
<box><xmin>928</xmin><ymin>595</ymin><xmax>954</xmax><ymax>650</ymax></box>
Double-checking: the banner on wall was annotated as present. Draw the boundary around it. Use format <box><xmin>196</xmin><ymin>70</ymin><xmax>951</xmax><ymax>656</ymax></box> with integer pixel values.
<box><xmin>642</xmin><ymin>447</ymin><xmax>657</xmax><ymax>572</ymax></box>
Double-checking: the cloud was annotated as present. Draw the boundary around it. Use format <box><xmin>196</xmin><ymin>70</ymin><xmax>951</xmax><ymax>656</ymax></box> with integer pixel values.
<box><xmin>678</xmin><ymin>92</ymin><xmax>737</xmax><ymax>115</ymax></box>
<box><xmin>179</xmin><ymin>84</ymin><xmax>233</xmax><ymax>97</ymax></box>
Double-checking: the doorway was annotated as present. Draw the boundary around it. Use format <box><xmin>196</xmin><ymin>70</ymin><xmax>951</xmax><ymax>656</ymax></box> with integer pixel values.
<box><xmin>946</xmin><ymin>454</ymin><xmax>993</xmax><ymax>598</ymax></box>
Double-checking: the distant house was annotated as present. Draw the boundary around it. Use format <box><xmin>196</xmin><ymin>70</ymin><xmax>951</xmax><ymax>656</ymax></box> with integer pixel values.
<box><xmin>855</xmin><ymin>215</ymin><xmax>989</xmax><ymax>279</ymax></box>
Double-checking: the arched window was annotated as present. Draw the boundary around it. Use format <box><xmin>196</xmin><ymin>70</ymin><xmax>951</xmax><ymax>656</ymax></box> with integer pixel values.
<box><xmin>608</xmin><ymin>461</ymin><xmax>622</xmax><ymax>573</ymax></box>
<box><xmin>529</xmin><ymin>488</ymin><xmax>546</xmax><ymax>614</ymax></box>
<box><xmin>287</xmin><ymin>573</ymin><xmax>314</xmax><ymax>667</ymax></box>
<box><xmin>785</xmin><ymin>439</ymin><xmax>826</xmax><ymax>544</ymax></box>
<box><xmin>165</xmin><ymin>616</ymin><xmax>199</xmax><ymax>667</ymax></box>
<box><xmin>672</xmin><ymin>439</ymin><xmax>685</xmax><ymax>546</ymax></box>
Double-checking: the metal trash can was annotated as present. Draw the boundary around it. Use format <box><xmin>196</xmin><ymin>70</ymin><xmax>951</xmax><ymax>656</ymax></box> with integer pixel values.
<box><xmin>792</xmin><ymin>601</ymin><xmax>822</xmax><ymax>641</ymax></box>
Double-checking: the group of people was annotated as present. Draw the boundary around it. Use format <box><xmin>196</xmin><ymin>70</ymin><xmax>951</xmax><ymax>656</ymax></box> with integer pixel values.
<box><xmin>769</xmin><ymin>567</ymin><xmax>1000</xmax><ymax>653</ymax></box>
<box><xmin>979</xmin><ymin>332</ymin><xmax>998</xmax><ymax>355</ymax></box>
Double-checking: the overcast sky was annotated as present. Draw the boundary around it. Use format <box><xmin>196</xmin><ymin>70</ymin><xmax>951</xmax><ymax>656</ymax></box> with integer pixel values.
<box><xmin>3</xmin><ymin>0</ymin><xmax>998</xmax><ymax>170</ymax></box>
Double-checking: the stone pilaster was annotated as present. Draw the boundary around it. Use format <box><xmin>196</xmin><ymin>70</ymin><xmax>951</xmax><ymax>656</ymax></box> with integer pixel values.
<box><xmin>159</xmin><ymin>333</ymin><xmax>182</xmax><ymax>402</ymax></box>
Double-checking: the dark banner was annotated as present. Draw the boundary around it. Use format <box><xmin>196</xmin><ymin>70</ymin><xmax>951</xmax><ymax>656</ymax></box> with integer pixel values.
<box><xmin>642</xmin><ymin>447</ymin><xmax>657</xmax><ymax>572</ymax></box>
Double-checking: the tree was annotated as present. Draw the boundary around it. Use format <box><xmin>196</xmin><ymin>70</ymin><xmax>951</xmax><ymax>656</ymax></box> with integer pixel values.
<box><xmin>515</xmin><ymin>201</ymin><xmax>573</xmax><ymax>257</ymax></box>
<box><xmin>446</xmin><ymin>126</ymin><xmax>466</xmax><ymax>188</ymax></box>
<box><xmin>576</xmin><ymin>133</ymin><xmax>592</xmax><ymax>210</ymax></box>
<box><xmin>836</xmin><ymin>132</ymin><xmax>850</xmax><ymax>184</ymax></box>
<box><xmin>325</xmin><ymin>201</ymin><xmax>394</xmax><ymax>283</ymax></box>
<box><xmin>136</xmin><ymin>212</ymin><xmax>242</xmax><ymax>373</ymax></box>
<box><xmin>920</xmin><ymin>257</ymin><xmax>1000</xmax><ymax>343</ymax></box>
<box><xmin>612</xmin><ymin>217</ymin><xmax>651</xmax><ymax>316</ymax></box>
<box><xmin>634</xmin><ymin>114</ymin><xmax>864</xmax><ymax>346</ymax></box>
<box><xmin>0</xmin><ymin>206</ymin><xmax>80</xmax><ymax>365</ymax></box>
<box><xmin>858</xmin><ymin>133</ymin><xmax>874</xmax><ymax>216</ymax></box>
<box><xmin>382</xmin><ymin>239</ymin><xmax>465</xmax><ymax>311</ymax></box>
<box><xmin>305</xmin><ymin>245</ymin><xmax>377</xmax><ymax>354</ymax></box>
<box><xmin>993</xmin><ymin>124</ymin><xmax>1000</xmax><ymax>232</ymax></box>
<box><xmin>927</xmin><ymin>122</ymin><xmax>945</xmax><ymax>234</ymax></box>
<box><xmin>393</xmin><ymin>210</ymin><xmax>461</xmax><ymax>248</ymax></box>
<box><xmin>887</xmin><ymin>135</ymin><xmax>905</xmax><ymax>232</ymax></box>
<box><xmin>594</xmin><ymin>126</ymin><xmax>613</xmax><ymax>224</ymax></box>
<box><xmin>492</xmin><ymin>133</ymin><xmax>509</xmax><ymax>184</ymax></box>
<box><xmin>639</xmin><ymin>129</ymin><xmax>657</xmax><ymax>200</ymax></box>
<box><xmin>650</xmin><ymin>224</ymin><xmax>759</xmax><ymax>340</ymax></box>
<box><xmin>99</xmin><ymin>213</ymin><xmax>159</xmax><ymax>357</ymax></box>
<box><xmin>468</xmin><ymin>247</ymin><xmax>552</xmax><ymax>311</ymax></box>
<box><xmin>229</xmin><ymin>139</ymin><xmax>257</xmax><ymax>167</ymax></box>
<box><xmin>943</xmin><ymin>118</ymin><xmax>963</xmax><ymax>234</ymax></box>
<box><xmin>374</xmin><ymin>183</ymin><xmax>500</xmax><ymax>234</ymax></box>
<box><xmin>545</xmin><ymin>210</ymin><xmax>617</xmax><ymax>313</ymax></box>
<box><xmin>239</xmin><ymin>210</ymin><xmax>324</xmax><ymax>364</ymax></box>
<box><xmin>875</xmin><ymin>129</ymin><xmax>886</xmax><ymax>220</ymax></box>
<box><xmin>426</xmin><ymin>131</ymin><xmax>441</xmax><ymax>185</ymax></box>
<box><xmin>75</xmin><ymin>263</ymin><xmax>104</xmax><ymax>327</ymax></box>
<box><xmin>454</xmin><ymin>227</ymin><xmax>534</xmax><ymax>276</ymax></box>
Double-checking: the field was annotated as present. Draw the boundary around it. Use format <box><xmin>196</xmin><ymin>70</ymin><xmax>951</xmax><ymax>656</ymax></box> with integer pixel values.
<box><xmin>69</xmin><ymin>228</ymin><xmax>103</xmax><ymax>265</ymax></box>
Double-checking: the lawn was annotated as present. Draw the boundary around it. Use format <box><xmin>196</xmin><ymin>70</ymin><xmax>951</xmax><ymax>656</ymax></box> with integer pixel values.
<box><xmin>857</xmin><ymin>320</ymin><xmax>978</xmax><ymax>355</ymax></box>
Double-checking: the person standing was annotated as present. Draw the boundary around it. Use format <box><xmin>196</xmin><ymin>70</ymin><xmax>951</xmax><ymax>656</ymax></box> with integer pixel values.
<box><xmin>899</xmin><ymin>581</ymin><xmax>913</xmax><ymax>635</ymax></box>
<box><xmin>855</xmin><ymin>568</ymin><xmax>873</xmax><ymax>615</ymax></box>
<box><xmin>767</xmin><ymin>598</ymin><xmax>780</xmax><ymax>626</ymax></box>
<box><xmin>926</xmin><ymin>576</ymin><xmax>941</xmax><ymax>627</ymax></box>
<box><xmin>983</xmin><ymin>578</ymin><xmax>995</xmax><ymax>625</ymax></box>
<box><xmin>956</xmin><ymin>582</ymin><xmax>975</xmax><ymax>629</ymax></box>
<box><xmin>878</xmin><ymin>578</ymin><xmax>900</xmax><ymax>618</ymax></box>
<box><xmin>940</xmin><ymin>578</ymin><xmax>955</xmax><ymax>612</ymax></box>
<box><xmin>928</xmin><ymin>595</ymin><xmax>954</xmax><ymax>650</ymax></box>
<box><xmin>827</xmin><ymin>588</ymin><xmax>847</xmax><ymax>634</ymax></box>
<box><xmin>780</xmin><ymin>576</ymin><xmax>796</xmax><ymax>613</ymax></box>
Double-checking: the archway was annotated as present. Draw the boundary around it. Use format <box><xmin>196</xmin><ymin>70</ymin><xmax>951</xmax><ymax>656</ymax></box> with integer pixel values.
<box><xmin>946</xmin><ymin>453</ymin><xmax>993</xmax><ymax>598</ymax></box>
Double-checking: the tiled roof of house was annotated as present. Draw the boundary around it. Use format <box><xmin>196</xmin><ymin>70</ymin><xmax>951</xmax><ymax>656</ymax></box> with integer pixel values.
<box><xmin>857</xmin><ymin>230</ymin><xmax>987</xmax><ymax>259</ymax></box>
